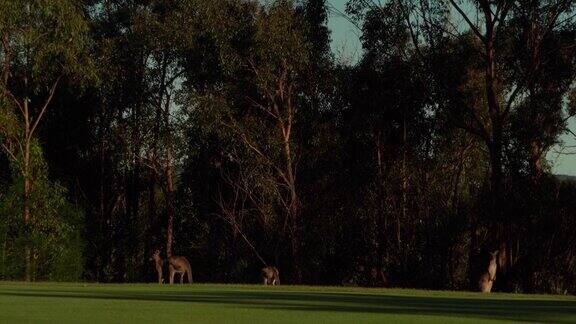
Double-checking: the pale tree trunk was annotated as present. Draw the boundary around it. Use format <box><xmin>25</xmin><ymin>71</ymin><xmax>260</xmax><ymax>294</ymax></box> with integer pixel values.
<box><xmin>486</xmin><ymin>39</ymin><xmax>509</xmax><ymax>278</ymax></box>
<box><xmin>164</xmin><ymin>86</ymin><xmax>175</xmax><ymax>259</ymax></box>
<box><xmin>23</xmin><ymin>145</ymin><xmax>32</xmax><ymax>282</ymax></box>
<box><xmin>282</xmin><ymin>105</ymin><xmax>301</xmax><ymax>284</ymax></box>
<box><xmin>20</xmin><ymin>77</ymin><xmax>60</xmax><ymax>281</ymax></box>
<box><xmin>484</xmin><ymin>4</ymin><xmax>521</xmax><ymax>286</ymax></box>
<box><xmin>165</xmin><ymin>148</ymin><xmax>175</xmax><ymax>258</ymax></box>
<box><xmin>374</xmin><ymin>129</ymin><xmax>387</xmax><ymax>286</ymax></box>
<box><xmin>484</xmin><ymin>17</ymin><xmax>504</xmax><ymax>206</ymax></box>
<box><xmin>237</xmin><ymin>61</ymin><xmax>302</xmax><ymax>283</ymax></box>
<box><xmin>288</xmin><ymin>184</ymin><xmax>301</xmax><ymax>283</ymax></box>
<box><xmin>1</xmin><ymin>33</ymin><xmax>62</xmax><ymax>282</ymax></box>
<box><xmin>400</xmin><ymin>116</ymin><xmax>407</xmax><ymax>247</ymax></box>
<box><xmin>97</xmin><ymin>104</ymin><xmax>107</xmax><ymax>281</ymax></box>
<box><xmin>148</xmin><ymin>54</ymin><xmax>178</xmax><ymax>259</ymax></box>
<box><xmin>23</xmin><ymin>86</ymin><xmax>32</xmax><ymax>282</ymax></box>
<box><xmin>528</xmin><ymin>85</ymin><xmax>543</xmax><ymax>180</ymax></box>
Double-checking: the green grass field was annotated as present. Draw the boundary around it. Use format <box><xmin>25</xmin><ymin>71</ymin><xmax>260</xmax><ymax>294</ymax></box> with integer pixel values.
<box><xmin>0</xmin><ymin>282</ymin><xmax>574</xmax><ymax>323</ymax></box>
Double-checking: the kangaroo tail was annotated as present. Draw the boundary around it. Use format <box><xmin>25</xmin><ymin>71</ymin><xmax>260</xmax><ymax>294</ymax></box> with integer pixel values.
<box><xmin>187</xmin><ymin>262</ymin><xmax>193</xmax><ymax>283</ymax></box>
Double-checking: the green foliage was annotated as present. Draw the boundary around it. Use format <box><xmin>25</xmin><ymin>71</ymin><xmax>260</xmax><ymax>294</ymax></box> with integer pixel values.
<box><xmin>0</xmin><ymin>99</ymin><xmax>21</xmax><ymax>142</ymax></box>
<box><xmin>0</xmin><ymin>142</ymin><xmax>84</xmax><ymax>281</ymax></box>
<box><xmin>0</xmin><ymin>0</ymin><xmax>92</xmax><ymax>282</ymax></box>
<box><xmin>0</xmin><ymin>0</ymin><xmax>95</xmax><ymax>87</ymax></box>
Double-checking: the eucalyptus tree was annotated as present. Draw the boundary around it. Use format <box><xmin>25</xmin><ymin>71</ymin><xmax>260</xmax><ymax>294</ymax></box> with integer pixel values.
<box><xmin>355</xmin><ymin>0</ymin><xmax>576</xmax><ymax>289</ymax></box>
<box><xmin>429</xmin><ymin>0</ymin><xmax>576</xmax><ymax>286</ymax></box>
<box><xmin>0</xmin><ymin>0</ymin><xmax>92</xmax><ymax>281</ymax></box>
<box><xmin>85</xmin><ymin>0</ymin><xmax>194</xmax><ymax>279</ymax></box>
<box><xmin>188</xmin><ymin>0</ymin><xmax>319</xmax><ymax>283</ymax></box>
<box><xmin>505</xmin><ymin>3</ymin><xmax>576</xmax><ymax>179</ymax></box>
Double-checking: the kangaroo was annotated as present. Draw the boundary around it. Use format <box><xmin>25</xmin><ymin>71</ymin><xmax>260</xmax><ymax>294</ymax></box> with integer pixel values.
<box><xmin>478</xmin><ymin>250</ymin><xmax>499</xmax><ymax>293</ymax></box>
<box><xmin>262</xmin><ymin>266</ymin><xmax>280</xmax><ymax>285</ymax></box>
<box><xmin>150</xmin><ymin>249</ymin><xmax>164</xmax><ymax>284</ymax></box>
<box><xmin>168</xmin><ymin>255</ymin><xmax>193</xmax><ymax>284</ymax></box>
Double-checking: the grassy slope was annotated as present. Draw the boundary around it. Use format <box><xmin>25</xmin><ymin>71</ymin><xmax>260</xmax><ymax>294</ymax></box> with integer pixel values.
<box><xmin>0</xmin><ymin>282</ymin><xmax>574</xmax><ymax>323</ymax></box>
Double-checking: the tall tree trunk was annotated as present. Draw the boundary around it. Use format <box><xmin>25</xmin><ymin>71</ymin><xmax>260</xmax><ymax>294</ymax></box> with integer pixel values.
<box><xmin>489</xmin><ymin>134</ymin><xmax>503</xmax><ymax>208</ymax></box>
<box><xmin>400</xmin><ymin>116</ymin><xmax>407</xmax><ymax>246</ymax></box>
<box><xmin>530</xmin><ymin>141</ymin><xmax>542</xmax><ymax>178</ymax></box>
<box><xmin>285</xmin><ymin>137</ymin><xmax>301</xmax><ymax>283</ymax></box>
<box><xmin>23</xmin><ymin>171</ymin><xmax>31</xmax><ymax>282</ymax></box>
<box><xmin>374</xmin><ymin>128</ymin><xmax>387</xmax><ymax>286</ymax></box>
<box><xmin>148</xmin><ymin>178</ymin><xmax>157</xmax><ymax>228</ymax></box>
<box><xmin>164</xmin><ymin>85</ymin><xmax>175</xmax><ymax>258</ymax></box>
<box><xmin>23</xmin><ymin>95</ymin><xmax>32</xmax><ymax>282</ymax></box>
<box><xmin>486</xmin><ymin>28</ymin><xmax>512</xmax><ymax>289</ymax></box>
<box><xmin>98</xmin><ymin>113</ymin><xmax>106</xmax><ymax>282</ymax></box>
<box><xmin>290</xmin><ymin>211</ymin><xmax>302</xmax><ymax>283</ymax></box>
<box><xmin>165</xmin><ymin>154</ymin><xmax>174</xmax><ymax>258</ymax></box>
<box><xmin>528</xmin><ymin>87</ymin><xmax>543</xmax><ymax>180</ymax></box>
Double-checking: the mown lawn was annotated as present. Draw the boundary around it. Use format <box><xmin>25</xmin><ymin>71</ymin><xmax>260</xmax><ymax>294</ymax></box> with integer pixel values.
<box><xmin>0</xmin><ymin>282</ymin><xmax>574</xmax><ymax>323</ymax></box>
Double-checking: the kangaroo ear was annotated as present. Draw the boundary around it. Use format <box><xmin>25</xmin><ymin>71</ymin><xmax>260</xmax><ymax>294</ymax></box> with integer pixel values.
<box><xmin>491</xmin><ymin>250</ymin><xmax>499</xmax><ymax>256</ymax></box>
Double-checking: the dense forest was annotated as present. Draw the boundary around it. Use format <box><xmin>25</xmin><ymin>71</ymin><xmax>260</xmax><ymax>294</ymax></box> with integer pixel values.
<box><xmin>1</xmin><ymin>0</ymin><xmax>576</xmax><ymax>294</ymax></box>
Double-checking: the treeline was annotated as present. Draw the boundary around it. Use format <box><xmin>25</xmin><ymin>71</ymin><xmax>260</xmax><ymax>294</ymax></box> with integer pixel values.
<box><xmin>1</xmin><ymin>0</ymin><xmax>576</xmax><ymax>293</ymax></box>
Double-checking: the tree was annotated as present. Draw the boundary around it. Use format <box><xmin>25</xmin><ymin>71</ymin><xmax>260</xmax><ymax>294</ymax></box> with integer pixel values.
<box><xmin>506</xmin><ymin>3</ymin><xmax>576</xmax><ymax>179</ymax></box>
<box><xmin>80</xmin><ymin>0</ymin><xmax>191</xmax><ymax>281</ymax></box>
<box><xmin>0</xmin><ymin>0</ymin><xmax>92</xmax><ymax>281</ymax></box>
<box><xmin>191</xmin><ymin>0</ymin><xmax>315</xmax><ymax>283</ymax></box>
<box><xmin>392</xmin><ymin>0</ymin><xmax>576</xmax><ymax>287</ymax></box>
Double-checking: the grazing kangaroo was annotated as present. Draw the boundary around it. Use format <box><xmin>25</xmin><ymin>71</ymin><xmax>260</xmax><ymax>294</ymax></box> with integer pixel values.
<box><xmin>478</xmin><ymin>250</ymin><xmax>499</xmax><ymax>293</ymax></box>
<box><xmin>168</xmin><ymin>255</ymin><xmax>193</xmax><ymax>284</ymax></box>
<box><xmin>150</xmin><ymin>249</ymin><xmax>164</xmax><ymax>284</ymax></box>
<box><xmin>262</xmin><ymin>266</ymin><xmax>280</xmax><ymax>285</ymax></box>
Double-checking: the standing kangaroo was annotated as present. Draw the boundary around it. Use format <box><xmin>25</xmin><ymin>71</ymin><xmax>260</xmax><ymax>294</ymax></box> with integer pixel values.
<box><xmin>478</xmin><ymin>250</ymin><xmax>499</xmax><ymax>293</ymax></box>
<box><xmin>150</xmin><ymin>249</ymin><xmax>164</xmax><ymax>284</ymax></box>
<box><xmin>168</xmin><ymin>255</ymin><xmax>193</xmax><ymax>284</ymax></box>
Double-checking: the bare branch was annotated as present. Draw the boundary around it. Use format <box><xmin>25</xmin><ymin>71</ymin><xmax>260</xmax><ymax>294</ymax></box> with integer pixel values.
<box><xmin>448</xmin><ymin>0</ymin><xmax>486</xmax><ymax>43</ymax></box>
<box><xmin>4</xmin><ymin>90</ymin><xmax>24</xmax><ymax>116</ymax></box>
<box><xmin>0</xmin><ymin>141</ymin><xmax>18</xmax><ymax>163</ymax></box>
<box><xmin>503</xmin><ymin>82</ymin><xmax>524</xmax><ymax>117</ymax></box>
<box><xmin>247</xmin><ymin>96</ymin><xmax>279</xmax><ymax>119</ymax></box>
<box><xmin>325</xmin><ymin>1</ymin><xmax>362</xmax><ymax>32</ymax></box>
<box><xmin>29</xmin><ymin>74</ymin><xmax>63</xmax><ymax>139</ymax></box>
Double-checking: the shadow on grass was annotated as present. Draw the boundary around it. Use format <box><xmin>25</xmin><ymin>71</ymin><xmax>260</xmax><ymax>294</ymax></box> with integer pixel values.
<box><xmin>1</xmin><ymin>287</ymin><xmax>575</xmax><ymax>322</ymax></box>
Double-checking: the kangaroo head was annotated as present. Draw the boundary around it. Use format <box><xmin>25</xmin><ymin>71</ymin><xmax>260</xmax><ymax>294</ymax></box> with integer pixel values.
<box><xmin>150</xmin><ymin>249</ymin><xmax>162</xmax><ymax>262</ymax></box>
